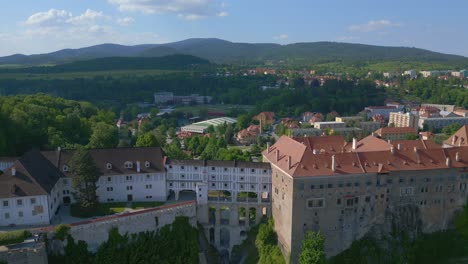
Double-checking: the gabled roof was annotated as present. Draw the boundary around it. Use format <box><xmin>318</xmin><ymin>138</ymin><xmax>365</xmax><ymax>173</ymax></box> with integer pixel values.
<box><xmin>0</xmin><ymin>150</ymin><xmax>64</xmax><ymax>198</ymax></box>
<box><xmin>351</xmin><ymin>135</ymin><xmax>392</xmax><ymax>152</ymax></box>
<box><xmin>42</xmin><ymin>147</ymin><xmax>167</xmax><ymax>176</ymax></box>
<box><xmin>444</xmin><ymin>125</ymin><xmax>468</xmax><ymax>147</ymax></box>
<box><xmin>293</xmin><ymin>135</ymin><xmax>348</xmax><ymax>154</ymax></box>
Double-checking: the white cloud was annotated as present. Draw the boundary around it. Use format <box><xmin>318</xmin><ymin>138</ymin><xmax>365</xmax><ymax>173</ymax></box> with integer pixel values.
<box><xmin>117</xmin><ymin>17</ymin><xmax>134</xmax><ymax>26</ymax></box>
<box><xmin>24</xmin><ymin>9</ymin><xmax>72</xmax><ymax>26</ymax></box>
<box><xmin>67</xmin><ymin>9</ymin><xmax>108</xmax><ymax>25</ymax></box>
<box><xmin>274</xmin><ymin>34</ymin><xmax>289</xmax><ymax>40</ymax></box>
<box><xmin>108</xmin><ymin>0</ymin><xmax>225</xmax><ymax>20</ymax></box>
<box><xmin>348</xmin><ymin>20</ymin><xmax>401</xmax><ymax>32</ymax></box>
<box><xmin>217</xmin><ymin>11</ymin><xmax>229</xmax><ymax>17</ymax></box>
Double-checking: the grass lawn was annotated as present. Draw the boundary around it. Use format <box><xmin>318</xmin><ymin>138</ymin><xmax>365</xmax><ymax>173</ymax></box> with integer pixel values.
<box><xmin>70</xmin><ymin>201</ymin><xmax>164</xmax><ymax>218</ymax></box>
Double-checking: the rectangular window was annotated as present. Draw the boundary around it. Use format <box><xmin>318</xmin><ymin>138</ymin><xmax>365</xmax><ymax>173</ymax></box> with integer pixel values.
<box><xmin>337</xmin><ymin>198</ymin><xmax>341</xmax><ymax>205</ymax></box>
<box><xmin>3</xmin><ymin>201</ymin><xmax>8</xmax><ymax>207</ymax></box>
<box><xmin>328</xmin><ymin>184</ymin><xmax>333</xmax><ymax>188</ymax></box>
<box><xmin>5</xmin><ymin>213</ymin><xmax>10</xmax><ymax>219</ymax></box>
<box><xmin>17</xmin><ymin>199</ymin><xmax>23</xmax><ymax>206</ymax></box>
<box><xmin>307</xmin><ymin>198</ymin><xmax>325</xmax><ymax>208</ymax></box>
<box><xmin>30</xmin><ymin>198</ymin><xmax>36</xmax><ymax>205</ymax></box>
<box><xmin>18</xmin><ymin>211</ymin><xmax>23</xmax><ymax>217</ymax></box>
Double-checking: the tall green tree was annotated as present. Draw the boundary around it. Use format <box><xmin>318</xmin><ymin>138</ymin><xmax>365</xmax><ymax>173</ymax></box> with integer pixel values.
<box><xmin>299</xmin><ymin>231</ymin><xmax>326</xmax><ymax>264</ymax></box>
<box><xmin>69</xmin><ymin>147</ymin><xmax>100</xmax><ymax>209</ymax></box>
<box><xmin>88</xmin><ymin>122</ymin><xmax>119</xmax><ymax>148</ymax></box>
<box><xmin>135</xmin><ymin>133</ymin><xmax>160</xmax><ymax>147</ymax></box>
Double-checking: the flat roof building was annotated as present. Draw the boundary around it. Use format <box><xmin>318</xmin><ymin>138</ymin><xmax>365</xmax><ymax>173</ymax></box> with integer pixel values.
<box><xmin>181</xmin><ymin>117</ymin><xmax>237</xmax><ymax>134</ymax></box>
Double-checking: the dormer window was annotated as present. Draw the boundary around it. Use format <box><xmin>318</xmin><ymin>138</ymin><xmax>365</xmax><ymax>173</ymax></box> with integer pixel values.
<box><xmin>106</xmin><ymin>163</ymin><xmax>112</xmax><ymax>170</ymax></box>
<box><xmin>62</xmin><ymin>165</ymin><xmax>69</xmax><ymax>172</ymax></box>
<box><xmin>145</xmin><ymin>161</ymin><xmax>150</xmax><ymax>168</ymax></box>
<box><xmin>124</xmin><ymin>161</ymin><xmax>133</xmax><ymax>169</ymax></box>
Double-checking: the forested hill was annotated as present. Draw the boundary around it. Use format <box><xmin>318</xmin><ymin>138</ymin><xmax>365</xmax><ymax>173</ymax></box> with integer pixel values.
<box><xmin>0</xmin><ymin>55</ymin><xmax>211</xmax><ymax>73</ymax></box>
<box><xmin>1</xmin><ymin>38</ymin><xmax>467</xmax><ymax>67</ymax></box>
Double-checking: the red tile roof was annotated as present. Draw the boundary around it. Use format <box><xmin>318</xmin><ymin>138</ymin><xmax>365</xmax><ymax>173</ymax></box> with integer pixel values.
<box><xmin>263</xmin><ymin>136</ymin><xmax>468</xmax><ymax>178</ymax></box>
<box><xmin>444</xmin><ymin>125</ymin><xmax>468</xmax><ymax>147</ymax></box>
<box><xmin>376</xmin><ymin>127</ymin><xmax>417</xmax><ymax>135</ymax></box>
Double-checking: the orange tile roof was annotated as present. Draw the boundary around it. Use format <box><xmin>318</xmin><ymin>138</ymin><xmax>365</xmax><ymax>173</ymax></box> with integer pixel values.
<box><xmin>444</xmin><ymin>125</ymin><xmax>468</xmax><ymax>147</ymax></box>
<box><xmin>293</xmin><ymin>135</ymin><xmax>348</xmax><ymax>153</ymax></box>
<box><xmin>391</xmin><ymin>139</ymin><xmax>442</xmax><ymax>151</ymax></box>
<box><xmin>351</xmin><ymin>135</ymin><xmax>392</xmax><ymax>152</ymax></box>
<box><xmin>263</xmin><ymin>136</ymin><xmax>468</xmax><ymax>178</ymax></box>
<box><xmin>376</xmin><ymin>127</ymin><xmax>417</xmax><ymax>135</ymax></box>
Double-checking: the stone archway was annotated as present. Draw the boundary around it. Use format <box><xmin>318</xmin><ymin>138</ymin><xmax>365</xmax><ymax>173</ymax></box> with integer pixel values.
<box><xmin>220</xmin><ymin>227</ymin><xmax>230</xmax><ymax>248</ymax></box>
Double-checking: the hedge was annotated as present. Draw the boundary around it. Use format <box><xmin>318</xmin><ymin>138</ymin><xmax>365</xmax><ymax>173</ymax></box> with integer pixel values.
<box><xmin>0</xmin><ymin>230</ymin><xmax>31</xmax><ymax>246</ymax></box>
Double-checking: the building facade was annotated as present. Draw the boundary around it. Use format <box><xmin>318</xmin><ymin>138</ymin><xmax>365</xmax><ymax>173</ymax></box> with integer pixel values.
<box><xmin>263</xmin><ymin>136</ymin><xmax>468</xmax><ymax>263</ymax></box>
<box><xmin>389</xmin><ymin>112</ymin><xmax>419</xmax><ymax>128</ymax></box>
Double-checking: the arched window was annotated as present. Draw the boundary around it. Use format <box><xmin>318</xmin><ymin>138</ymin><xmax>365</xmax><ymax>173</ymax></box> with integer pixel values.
<box><xmin>124</xmin><ymin>161</ymin><xmax>133</xmax><ymax>169</ymax></box>
<box><xmin>145</xmin><ymin>161</ymin><xmax>150</xmax><ymax>168</ymax></box>
<box><xmin>62</xmin><ymin>165</ymin><xmax>69</xmax><ymax>172</ymax></box>
<box><xmin>106</xmin><ymin>163</ymin><xmax>112</xmax><ymax>170</ymax></box>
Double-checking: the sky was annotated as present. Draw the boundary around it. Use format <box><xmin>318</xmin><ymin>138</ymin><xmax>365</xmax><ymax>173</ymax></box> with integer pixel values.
<box><xmin>1</xmin><ymin>0</ymin><xmax>468</xmax><ymax>57</ymax></box>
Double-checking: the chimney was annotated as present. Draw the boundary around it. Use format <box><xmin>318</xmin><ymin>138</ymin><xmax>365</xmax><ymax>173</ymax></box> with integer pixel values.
<box><xmin>11</xmin><ymin>167</ymin><xmax>16</xmax><ymax>176</ymax></box>
<box><xmin>390</xmin><ymin>146</ymin><xmax>395</xmax><ymax>154</ymax></box>
<box><xmin>397</xmin><ymin>143</ymin><xmax>402</xmax><ymax>150</ymax></box>
<box><xmin>446</xmin><ymin>157</ymin><xmax>451</xmax><ymax>167</ymax></box>
<box><xmin>352</xmin><ymin>138</ymin><xmax>357</xmax><ymax>150</ymax></box>
<box><xmin>413</xmin><ymin>147</ymin><xmax>418</xmax><ymax>153</ymax></box>
<box><xmin>136</xmin><ymin>161</ymin><xmax>141</xmax><ymax>173</ymax></box>
<box><xmin>267</xmin><ymin>142</ymin><xmax>271</xmax><ymax>153</ymax></box>
<box><xmin>455</xmin><ymin>152</ymin><xmax>460</xmax><ymax>162</ymax></box>
<box><xmin>57</xmin><ymin>146</ymin><xmax>61</xmax><ymax>152</ymax></box>
<box><xmin>287</xmin><ymin>156</ymin><xmax>292</xmax><ymax>169</ymax></box>
<box><xmin>331</xmin><ymin>155</ymin><xmax>336</xmax><ymax>172</ymax></box>
<box><xmin>452</xmin><ymin>135</ymin><xmax>457</xmax><ymax>145</ymax></box>
<box><xmin>387</xmin><ymin>139</ymin><xmax>391</xmax><ymax>144</ymax></box>
<box><xmin>276</xmin><ymin>150</ymin><xmax>280</xmax><ymax>161</ymax></box>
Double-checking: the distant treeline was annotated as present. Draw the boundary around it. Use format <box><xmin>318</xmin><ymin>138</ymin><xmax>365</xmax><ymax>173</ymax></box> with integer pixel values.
<box><xmin>0</xmin><ymin>55</ymin><xmax>210</xmax><ymax>74</ymax></box>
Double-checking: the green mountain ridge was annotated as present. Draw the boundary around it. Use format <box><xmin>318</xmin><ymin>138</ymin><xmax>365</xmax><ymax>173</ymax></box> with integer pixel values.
<box><xmin>0</xmin><ymin>55</ymin><xmax>211</xmax><ymax>73</ymax></box>
<box><xmin>1</xmin><ymin>38</ymin><xmax>467</xmax><ymax>67</ymax></box>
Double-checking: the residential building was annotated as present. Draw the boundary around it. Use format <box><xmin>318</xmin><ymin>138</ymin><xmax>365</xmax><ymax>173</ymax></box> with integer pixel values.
<box><xmin>419</xmin><ymin>116</ymin><xmax>468</xmax><ymax>130</ymax></box>
<box><xmin>374</xmin><ymin>127</ymin><xmax>418</xmax><ymax>141</ymax></box>
<box><xmin>154</xmin><ymin>92</ymin><xmax>212</xmax><ymax>105</ymax></box>
<box><xmin>253</xmin><ymin>112</ymin><xmax>275</xmax><ymax>126</ymax></box>
<box><xmin>389</xmin><ymin>112</ymin><xmax>419</xmax><ymax>128</ymax></box>
<box><xmin>313</xmin><ymin>121</ymin><xmax>346</xmax><ymax>130</ymax></box>
<box><xmin>0</xmin><ymin>150</ymin><xmax>65</xmax><ymax>226</ymax></box>
<box><xmin>364</xmin><ymin>106</ymin><xmax>400</xmax><ymax>119</ymax></box>
<box><xmin>237</xmin><ymin>125</ymin><xmax>261</xmax><ymax>145</ymax></box>
<box><xmin>335</xmin><ymin>116</ymin><xmax>363</xmax><ymax>123</ymax></box>
<box><xmin>421</xmin><ymin>103</ymin><xmax>456</xmax><ymax>112</ymax></box>
<box><xmin>403</xmin><ymin>70</ymin><xmax>417</xmax><ymax>79</ymax></box>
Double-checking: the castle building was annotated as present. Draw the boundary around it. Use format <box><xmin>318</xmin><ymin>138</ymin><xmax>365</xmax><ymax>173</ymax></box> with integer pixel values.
<box><xmin>262</xmin><ymin>136</ymin><xmax>467</xmax><ymax>263</ymax></box>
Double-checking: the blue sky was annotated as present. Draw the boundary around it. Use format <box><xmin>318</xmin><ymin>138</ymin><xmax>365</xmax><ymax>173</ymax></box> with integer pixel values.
<box><xmin>1</xmin><ymin>0</ymin><xmax>468</xmax><ymax>56</ymax></box>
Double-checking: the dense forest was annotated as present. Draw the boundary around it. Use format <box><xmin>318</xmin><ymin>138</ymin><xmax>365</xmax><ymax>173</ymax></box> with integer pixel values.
<box><xmin>0</xmin><ymin>94</ymin><xmax>116</xmax><ymax>156</ymax></box>
<box><xmin>0</xmin><ymin>55</ymin><xmax>211</xmax><ymax>74</ymax></box>
<box><xmin>49</xmin><ymin>217</ymin><xmax>199</xmax><ymax>264</ymax></box>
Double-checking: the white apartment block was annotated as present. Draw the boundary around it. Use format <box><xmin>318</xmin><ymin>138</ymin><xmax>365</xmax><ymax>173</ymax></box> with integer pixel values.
<box><xmin>389</xmin><ymin>112</ymin><xmax>419</xmax><ymax>128</ymax></box>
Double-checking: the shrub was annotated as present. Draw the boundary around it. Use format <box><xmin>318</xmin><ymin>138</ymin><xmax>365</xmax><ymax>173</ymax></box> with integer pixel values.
<box><xmin>54</xmin><ymin>224</ymin><xmax>71</xmax><ymax>241</ymax></box>
<box><xmin>0</xmin><ymin>230</ymin><xmax>31</xmax><ymax>246</ymax></box>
